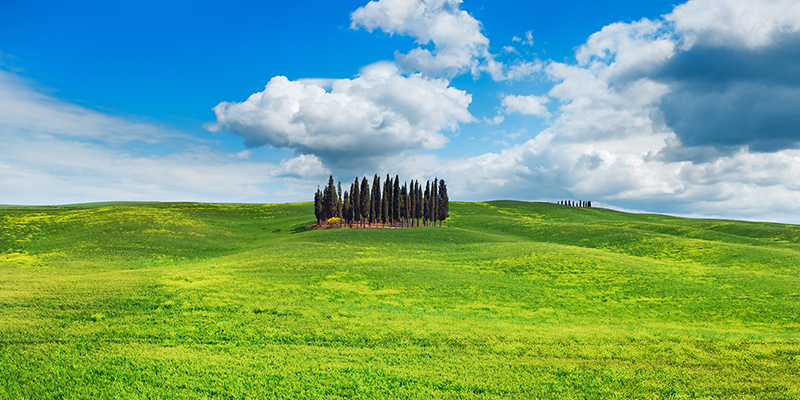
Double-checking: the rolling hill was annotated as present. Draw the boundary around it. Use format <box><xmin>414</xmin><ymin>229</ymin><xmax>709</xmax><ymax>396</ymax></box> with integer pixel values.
<box><xmin>1</xmin><ymin>201</ymin><xmax>798</xmax><ymax>399</ymax></box>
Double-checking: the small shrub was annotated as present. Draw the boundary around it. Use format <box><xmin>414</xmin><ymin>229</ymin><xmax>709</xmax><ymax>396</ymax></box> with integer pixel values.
<box><xmin>327</xmin><ymin>217</ymin><xmax>342</xmax><ymax>226</ymax></box>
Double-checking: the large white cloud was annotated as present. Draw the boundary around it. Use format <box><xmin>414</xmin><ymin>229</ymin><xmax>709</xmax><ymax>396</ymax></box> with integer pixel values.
<box><xmin>667</xmin><ymin>0</ymin><xmax>800</xmax><ymax>49</ymax></box>
<box><xmin>350</xmin><ymin>0</ymin><xmax>540</xmax><ymax>81</ymax></box>
<box><xmin>351</xmin><ymin>0</ymin><xmax>489</xmax><ymax>78</ymax></box>
<box><xmin>207</xmin><ymin>62</ymin><xmax>474</xmax><ymax>169</ymax></box>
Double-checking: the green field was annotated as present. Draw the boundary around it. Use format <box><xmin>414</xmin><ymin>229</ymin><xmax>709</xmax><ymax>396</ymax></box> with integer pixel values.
<box><xmin>1</xmin><ymin>201</ymin><xmax>799</xmax><ymax>399</ymax></box>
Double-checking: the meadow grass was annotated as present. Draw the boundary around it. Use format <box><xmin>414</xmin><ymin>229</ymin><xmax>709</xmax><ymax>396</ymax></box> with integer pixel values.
<box><xmin>1</xmin><ymin>201</ymin><xmax>799</xmax><ymax>399</ymax></box>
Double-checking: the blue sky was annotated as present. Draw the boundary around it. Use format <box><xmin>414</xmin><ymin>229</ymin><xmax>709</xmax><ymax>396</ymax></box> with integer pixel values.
<box><xmin>1</xmin><ymin>0</ymin><xmax>800</xmax><ymax>223</ymax></box>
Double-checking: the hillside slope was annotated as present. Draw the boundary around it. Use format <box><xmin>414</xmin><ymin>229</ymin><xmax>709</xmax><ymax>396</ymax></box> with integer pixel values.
<box><xmin>1</xmin><ymin>201</ymin><xmax>798</xmax><ymax>399</ymax></box>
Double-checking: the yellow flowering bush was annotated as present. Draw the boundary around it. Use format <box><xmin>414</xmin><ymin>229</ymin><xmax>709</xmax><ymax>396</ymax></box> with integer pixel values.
<box><xmin>326</xmin><ymin>217</ymin><xmax>342</xmax><ymax>226</ymax></box>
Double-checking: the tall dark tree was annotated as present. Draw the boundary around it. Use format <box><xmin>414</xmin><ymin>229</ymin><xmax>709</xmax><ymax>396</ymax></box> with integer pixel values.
<box><xmin>337</xmin><ymin>182</ymin><xmax>343</xmax><ymax>218</ymax></box>
<box><xmin>424</xmin><ymin>181</ymin><xmax>431</xmax><ymax>226</ymax></box>
<box><xmin>314</xmin><ymin>188</ymin><xmax>323</xmax><ymax>226</ymax></box>
<box><xmin>438</xmin><ymin>179</ymin><xmax>449</xmax><ymax>227</ymax></box>
<box><xmin>431</xmin><ymin>178</ymin><xmax>438</xmax><ymax>226</ymax></box>
<box><xmin>382</xmin><ymin>174</ymin><xmax>390</xmax><ymax>227</ymax></box>
<box><xmin>351</xmin><ymin>179</ymin><xmax>361</xmax><ymax>226</ymax></box>
<box><xmin>405</xmin><ymin>183</ymin><xmax>411</xmax><ymax>227</ymax></box>
<box><xmin>342</xmin><ymin>191</ymin><xmax>351</xmax><ymax>226</ymax></box>
<box><xmin>409</xmin><ymin>182</ymin><xmax>414</xmax><ymax>226</ymax></box>
<box><xmin>324</xmin><ymin>175</ymin><xmax>336</xmax><ymax>223</ymax></box>
<box><xmin>415</xmin><ymin>181</ymin><xmax>423</xmax><ymax>226</ymax></box>
<box><xmin>407</xmin><ymin>182</ymin><xmax>414</xmax><ymax>227</ymax></box>
<box><xmin>393</xmin><ymin>175</ymin><xmax>400</xmax><ymax>226</ymax></box>
<box><xmin>400</xmin><ymin>183</ymin><xmax>408</xmax><ymax>227</ymax></box>
<box><xmin>360</xmin><ymin>177</ymin><xmax>370</xmax><ymax>228</ymax></box>
<box><xmin>371</xmin><ymin>174</ymin><xmax>380</xmax><ymax>227</ymax></box>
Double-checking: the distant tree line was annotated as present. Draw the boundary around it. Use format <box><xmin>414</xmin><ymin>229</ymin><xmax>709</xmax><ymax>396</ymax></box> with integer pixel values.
<box><xmin>314</xmin><ymin>174</ymin><xmax>449</xmax><ymax>228</ymax></box>
<box><xmin>558</xmin><ymin>200</ymin><xmax>591</xmax><ymax>207</ymax></box>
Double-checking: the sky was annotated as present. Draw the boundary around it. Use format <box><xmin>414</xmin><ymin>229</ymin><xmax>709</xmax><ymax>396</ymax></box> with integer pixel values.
<box><xmin>1</xmin><ymin>0</ymin><xmax>800</xmax><ymax>223</ymax></box>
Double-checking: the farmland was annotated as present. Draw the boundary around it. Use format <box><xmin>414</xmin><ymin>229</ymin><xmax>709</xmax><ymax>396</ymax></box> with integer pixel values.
<box><xmin>1</xmin><ymin>201</ymin><xmax>799</xmax><ymax>399</ymax></box>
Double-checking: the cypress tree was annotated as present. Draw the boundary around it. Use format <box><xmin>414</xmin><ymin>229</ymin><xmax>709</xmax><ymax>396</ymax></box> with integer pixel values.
<box><xmin>410</xmin><ymin>181</ymin><xmax>416</xmax><ymax>226</ymax></box>
<box><xmin>393</xmin><ymin>175</ymin><xmax>400</xmax><ymax>226</ymax></box>
<box><xmin>382</xmin><ymin>175</ymin><xmax>390</xmax><ymax>227</ymax></box>
<box><xmin>438</xmin><ymin>179</ymin><xmax>448</xmax><ymax>227</ymax></box>
<box><xmin>325</xmin><ymin>175</ymin><xmax>336</xmax><ymax>223</ymax></box>
<box><xmin>371</xmin><ymin>175</ymin><xmax>380</xmax><ymax>227</ymax></box>
<box><xmin>342</xmin><ymin>191</ymin><xmax>351</xmax><ymax>226</ymax></box>
<box><xmin>314</xmin><ymin>188</ymin><xmax>322</xmax><ymax>226</ymax></box>
<box><xmin>360</xmin><ymin>177</ymin><xmax>370</xmax><ymax>228</ymax></box>
<box><xmin>406</xmin><ymin>183</ymin><xmax>412</xmax><ymax>227</ymax></box>
<box><xmin>352</xmin><ymin>179</ymin><xmax>360</xmax><ymax>226</ymax></box>
<box><xmin>424</xmin><ymin>181</ymin><xmax>431</xmax><ymax>226</ymax></box>
<box><xmin>405</xmin><ymin>183</ymin><xmax>411</xmax><ymax>227</ymax></box>
<box><xmin>337</xmin><ymin>182</ymin><xmax>343</xmax><ymax>218</ymax></box>
<box><xmin>431</xmin><ymin>179</ymin><xmax>438</xmax><ymax>226</ymax></box>
<box><xmin>400</xmin><ymin>183</ymin><xmax>408</xmax><ymax>227</ymax></box>
<box><xmin>415</xmin><ymin>181</ymin><xmax>423</xmax><ymax>226</ymax></box>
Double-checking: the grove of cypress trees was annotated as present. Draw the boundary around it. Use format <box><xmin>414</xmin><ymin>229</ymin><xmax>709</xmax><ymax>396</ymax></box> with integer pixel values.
<box><xmin>313</xmin><ymin>174</ymin><xmax>453</xmax><ymax>229</ymax></box>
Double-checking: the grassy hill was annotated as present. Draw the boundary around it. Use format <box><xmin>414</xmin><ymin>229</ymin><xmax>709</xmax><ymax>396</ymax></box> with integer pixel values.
<box><xmin>1</xmin><ymin>201</ymin><xmax>798</xmax><ymax>399</ymax></box>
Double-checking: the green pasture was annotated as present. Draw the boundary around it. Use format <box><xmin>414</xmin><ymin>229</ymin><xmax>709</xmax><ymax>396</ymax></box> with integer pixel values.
<box><xmin>1</xmin><ymin>201</ymin><xmax>798</xmax><ymax>399</ymax></box>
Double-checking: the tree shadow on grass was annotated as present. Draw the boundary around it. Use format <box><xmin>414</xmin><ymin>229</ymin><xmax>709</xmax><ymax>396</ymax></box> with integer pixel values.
<box><xmin>291</xmin><ymin>223</ymin><xmax>314</xmax><ymax>234</ymax></box>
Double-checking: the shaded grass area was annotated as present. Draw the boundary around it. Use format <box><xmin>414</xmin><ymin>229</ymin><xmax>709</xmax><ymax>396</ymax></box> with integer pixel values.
<box><xmin>1</xmin><ymin>201</ymin><xmax>799</xmax><ymax>399</ymax></box>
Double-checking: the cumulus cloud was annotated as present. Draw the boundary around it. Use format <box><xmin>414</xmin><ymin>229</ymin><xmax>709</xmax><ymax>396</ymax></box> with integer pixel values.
<box><xmin>351</xmin><ymin>0</ymin><xmax>489</xmax><ymax>78</ymax></box>
<box><xmin>208</xmin><ymin>62</ymin><xmax>474</xmax><ymax>169</ymax></box>
<box><xmin>271</xmin><ymin>154</ymin><xmax>330</xmax><ymax>179</ymax></box>
<box><xmin>501</xmin><ymin>94</ymin><xmax>551</xmax><ymax>118</ymax></box>
<box><xmin>653</xmin><ymin>38</ymin><xmax>800</xmax><ymax>158</ymax></box>
<box><xmin>667</xmin><ymin>0</ymin><xmax>800</xmax><ymax>50</ymax></box>
<box><xmin>351</xmin><ymin>0</ymin><xmax>540</xmax><ymax>81</ymax></box>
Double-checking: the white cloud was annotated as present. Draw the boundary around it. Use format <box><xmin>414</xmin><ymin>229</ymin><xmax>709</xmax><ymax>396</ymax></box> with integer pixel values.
<box><xmin>392</xmin><ymin>0</ymin><xmax>800</xmax><ymax>223</ymax></box>
<box><xmin>483</xmin><ymin>115</ymin><xmax>505</xmax><ymax>125</ymax></box>
<box><xmin>0</xmin><ymin>70</ymin><xmax>321</xmax><ymax>205</ymax></box>
<box><xmin>575</xmin><ymin>18</ymin><xmax>676</xmax><ymax>83</ymax></box>
<box><xmin>207</xmin><ymin>61</ymin><xmax>474</xmax><ymax>169</ymax></box>
<box><xmin>501</xmin><ymin>94</ymin><xmax>551</xmax><ymax>118</ymax></box>
<box><xmin>667</xmin><ymin>0</ymin><xmax>800</xmax><ymax>49</ymax></box>
<box><xmin>481</xmin><ymin>58</ymin><xmax>543</xmax><ymax>82</ymax></box>
<box><xmin>351</xmin><ymin>0</ymin><xmax>541</xmax><ymax>81</ymax></box>
<box><xmin>512</xmin><ymin>31</ymin><xmax>534</xmax><ymax>46</ymax></box>
<box><xmin>271</xmin><ymin>154</ymin><xmax>330</xmax><ymax>179</ymax></box>
<box><xmin>351</xmin><ymin>0</ymin><xmax>490</xmax><ymax>78</ymax></box>
<box><xmin>0</xmin><ymin>71</ymin><xmax>190</xmax><ymax>145</ymax></box>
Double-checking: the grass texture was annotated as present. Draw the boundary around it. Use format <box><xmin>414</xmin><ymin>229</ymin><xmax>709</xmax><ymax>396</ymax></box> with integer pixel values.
<box><xmin>1</xmin><ymin>201</ymin><xmax>799</xmax><ymax>399</ymax></box>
